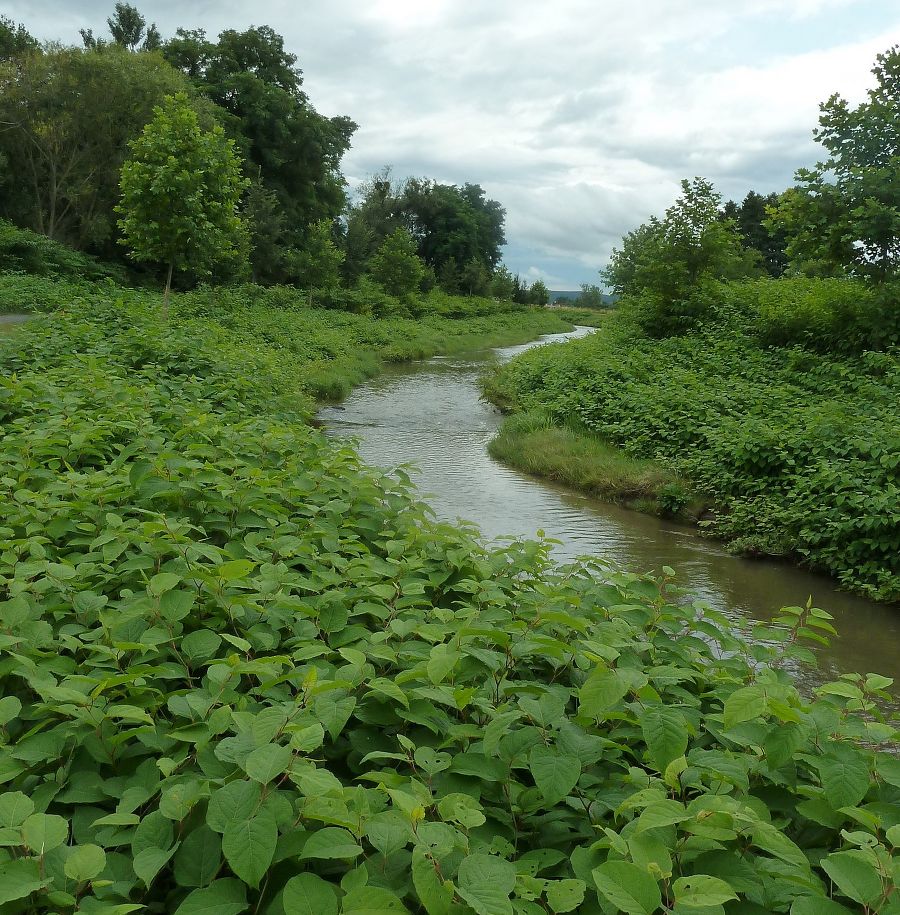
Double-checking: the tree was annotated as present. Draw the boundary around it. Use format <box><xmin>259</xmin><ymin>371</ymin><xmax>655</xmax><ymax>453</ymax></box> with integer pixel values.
<box><xmin>291</xmin><ymin>219</ymin><xmax>343</xmax><ymax>290</ymax></box>
<box><xmin>0</xmin><ymin>16</ymin><xmax>39</xmax><ymax>63</ymax></box>
<box><xmin>604</xmin><ymin>178</ymin><xmax>757</xmax><ymax>335</ymax></box>
<box><xmin>164</xmin><ymin>25</ymin><xmax>356</xmax><ymax>257</ymax></box>
<box><xmin>528</xmin><ymin>279</ymin><xmax>550</xmax><ymax>306</ymax></box>
<box><xmin>721</xmin><ymin>191</ymin><xmax>787</xmax><ymax>277</ymax></box>
<box><xmin>107</xmin><ymin>3</ymin><xmax>146</xmax><ymax>49</ymax></box>
<box><xmin>0</xmin><ymin>47</ymin><xmax>201</xmax><ymax>254</ymax></box>
<box><xmin>769</xmin><ymin>46</ymin><xmax>900</xmax><ymax>283</ymax></box>
<box><xmin>369</xmin><ymin>228</ymin><xmax>424</xmax><ymax>297</ymax></box>
<box><xmin>117</xmin><ymin>93</ymin><xmax>248</xmax><ymax>311</ymax></box>
<box><xmin>576</xmin><ymin>283</ymin><xmax>607</xmax><ymax>308</ymax></box>
<box><xmin>459</xmin><ymin>256</ymin><xmax>491</xmax><ymax>296</ymax></box>
<box><xmin>489</xmin><ymin>265</ymin><xmax>516</xmax><ymax>300</ymax></box>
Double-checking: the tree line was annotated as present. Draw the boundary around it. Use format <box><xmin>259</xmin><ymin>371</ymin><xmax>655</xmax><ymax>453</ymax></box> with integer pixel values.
<box><xmin>602</xmin><ymin>45</ymin><xmax>900</xmax><ymax>339</ymax></box>
<box><xmin>0</xmin><ymin>5</ymin><xmax>550</xmax><ymax>303</ymax></box>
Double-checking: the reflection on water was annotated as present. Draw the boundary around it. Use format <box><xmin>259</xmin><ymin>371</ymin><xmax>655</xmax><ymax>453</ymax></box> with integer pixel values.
<box><xmin>320</xmin><ymin>328</ymin><xmax>900</xmax><ymax>683</ymax></box>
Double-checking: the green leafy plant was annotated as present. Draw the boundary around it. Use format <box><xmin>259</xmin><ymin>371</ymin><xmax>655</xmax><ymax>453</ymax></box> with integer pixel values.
<box><xmin>0</xmin><ymin>294</ymin><xmax>897</xmax><ymax>913</ymax></box>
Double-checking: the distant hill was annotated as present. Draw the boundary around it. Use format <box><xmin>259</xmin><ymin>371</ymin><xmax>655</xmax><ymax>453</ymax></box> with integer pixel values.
<box><xmin>549</xmin><ymin>289</ymin><xmax>617</xmax><ymax>306</ymax></box>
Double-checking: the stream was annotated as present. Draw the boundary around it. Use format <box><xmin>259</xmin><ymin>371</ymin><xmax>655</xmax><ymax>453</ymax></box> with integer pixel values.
<box><xmin>319</xmin><ymin>326</ymin><xmax>900</xmax><ymax>684</ymax></box>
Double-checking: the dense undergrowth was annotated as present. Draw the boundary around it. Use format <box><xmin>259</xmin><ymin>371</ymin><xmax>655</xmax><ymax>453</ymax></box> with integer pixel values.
<box><xmin>0</xmin><ymin>289</ymin><xmax>898</xmax><ymax>914</ymax></box>
<box><xmin>482</xmin><ymin>279</ymin><xmax>900</xmax><ymax>602</ymax></box>
<box><xmin>0</xmin><ymin>275</ymin><xmax>571</xmax><ymax>401</ymax></box>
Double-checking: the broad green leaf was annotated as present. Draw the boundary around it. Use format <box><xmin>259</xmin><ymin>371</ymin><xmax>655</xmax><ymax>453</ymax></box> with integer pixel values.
<box><xmin>367</xmin><ymin>677</ymin><xmax>409</xmax><ymax>708</ymax></box>
<box><xmin>282</xmin><ymin>872</ymin><xmax>339</xmax><ymax>915</ymax></box>
<box><xmin>722</xmin><ymin>685</ymin><xmax>767</xmax><ymax>729</ymax></box>
<box><xmin>820</xmin><ymin>851</ymin><xmax>882</xmax><ymax>906</ymax></box>
<box><xmin>412</xmin><ymin>846</ymin><xmax>453</xmax><ymax>915</ymax></box>
<box><xmin>0</xmin><ymin>858</ymin><xmax>46</xmax><ymax>905</ymax></box>
<box><xmin>22</xmin><ymin>812</ymin><xmax>68</xmax><ymax>853</ymax></box>
<box><xmin>0</xmin><ymin>697</ymin><xmax>21</xmax><ymax>726</ymax></box>
<box><xmin>817</xmin><ymin>748</ymin><xmax>870</xmax><ymax>809</ymax></box>
<box><xmin>529</xmin><ymin>746</ymin><xmax>581</xmax><ymax>805</ymax></box>
<box><xmin>672</xmin><ymin>876</ymin><xmax>737</xmax><ymax>907</ymax></box>
<box><xmin>634</xmin><ymin>799</ymin><xmax>689</xmax><ymax>834</ymax></box>
<box><xmin>546</xmin><ymin>879</ymin><xmax>587</xmax><ymax>913</ymax></box>
<box><xmin>133</xmin><ymin>844</ymin><xmax>176</xmax><ymax>886</ymax></box>
<box><xmin>221</xmin><ymin>811</ymin><xmax>277</xmax><ymax>888</ymax></box>
<box><xmin>173</xmin><ymin>878</ymin><xmax>248</xmax><ymax>915</ymax></box>
<box><xmin>65</xmin><ymin>844</ymin><xmax>107</xmax><ymax>882</ymax></box>
<box><xmin>751</xmin><ymin>822</ymin><xmax>809</xmax><ymax>868</ymax></box>
<box><xmin>299</xmin><ymin>827</ymin><xmax>363</xmax><ymax>860</ymax></box>
<box><xmin>206</xmin><ymin>780</ymin><xmax>261</xmax><ymax>833</ymax></box>
<box><xmin>641</xmin><ymin>706</ymin><xmax>687</xmax><ymax>772</ymax></box>
<box><xmin>0</xmin><ymin>791</ymin><xmax>34</xmax><ymax>827</ymax></box>
<box><xmin>174</xmin><ymin>825</ymin><xmax>222</xmax><ymax>888</ymax></box>
<box><xmin>244</xmin><ymin>743</ymin><xmax>293</xmax><ymax>784</ymax></box>
<box><xmin>593</xmin><ymin>861</ymin><xmax>661</xmax><ymax>915</ymax></box>
<box><xmin>218</xmin><ymin>559</ymin><xmax>254</xmax><ymax>581</ymax></box>
<box><xmin>133</xmin><ymin>811</ymin><xmax>174</xmax><ymax>856</ymax></box>
<box><xmin>457</xmin><ymin>854</ymin><xmax>517</xmax><ymax>915</ymax></box>
<box><xmin>579</xmin><ymin>668</ymin><xmax>629</xmax><ymax>718</ymax></box>
<box><xmin>342</xmin><ymin>885</ymin><xmax>409</xmax><ymax>914</ymax></box>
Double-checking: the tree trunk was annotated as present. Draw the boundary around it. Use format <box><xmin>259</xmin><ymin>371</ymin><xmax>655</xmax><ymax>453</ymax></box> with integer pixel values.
<box><xmin>163</xmin><ymin>258</ymin><xmax>174</xmax><ymax>320</ymax></box>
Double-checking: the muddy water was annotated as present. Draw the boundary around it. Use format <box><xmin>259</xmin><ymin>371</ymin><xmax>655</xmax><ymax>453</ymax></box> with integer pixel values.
<box><xmin>319</xmin><ymin>327</ymin><xmax>899</xmax><ymax>683</ymax></box>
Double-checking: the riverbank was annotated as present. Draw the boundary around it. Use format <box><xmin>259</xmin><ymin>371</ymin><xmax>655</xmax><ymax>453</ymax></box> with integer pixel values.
<box><xmin>482</xmin><ymin>302</ymin><xmax>900</xmax><ymax>602</ymax></box>
<box><xmin>0</xmin><ymin>275</ymin><xmax>575</xmax><ymax>403</ymax></box>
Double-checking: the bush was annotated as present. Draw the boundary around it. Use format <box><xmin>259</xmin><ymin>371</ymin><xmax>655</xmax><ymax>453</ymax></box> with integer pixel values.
<box><xmin>742</xmin><ymin>276</ymin><xmax>896</xmax><ymax>353</ymax></box>
<box><xmin>0</xmin><ymin>220</ymin><xmax>125</xmax><ymax>287</ymax></box>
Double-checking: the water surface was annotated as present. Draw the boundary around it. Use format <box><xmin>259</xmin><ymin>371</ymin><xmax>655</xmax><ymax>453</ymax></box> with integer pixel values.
<box><xmin>320</xmin><ymin>328</ymin><xmax>899</xmax><ymax>683</ymax></box>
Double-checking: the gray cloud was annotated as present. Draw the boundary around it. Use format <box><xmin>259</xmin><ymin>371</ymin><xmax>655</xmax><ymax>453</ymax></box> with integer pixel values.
<box><xmin>7</xmin><ymin>0</ymin><xmax>899</xmax><ymax>286</ymax></box>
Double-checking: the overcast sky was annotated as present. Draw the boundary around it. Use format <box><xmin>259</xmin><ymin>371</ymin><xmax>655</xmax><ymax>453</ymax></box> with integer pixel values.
<box><xmin>10</xmin><ymin>1</ymin><xmax>899</xmax><ymax>288</ymax></box>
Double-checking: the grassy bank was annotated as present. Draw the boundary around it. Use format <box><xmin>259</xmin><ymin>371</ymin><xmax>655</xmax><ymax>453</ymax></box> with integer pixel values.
<box><xmin>0</xmin><ymin>285</ymin><xmax>897</xmax><ymax>914</ymax></box>
<box><xmin>487</xmin><ymin>408</ymin><xmax>699</xmax><ymax>518</ymax></box>
<box><xmin>483</xmin><ymin>282</ymin><xmax>900</xmax><ymax>601</ymax></box>
<box><xmin>0</xmin><ymin>275</ymin><xmax>574</xmax><ymax>403</ymax></box>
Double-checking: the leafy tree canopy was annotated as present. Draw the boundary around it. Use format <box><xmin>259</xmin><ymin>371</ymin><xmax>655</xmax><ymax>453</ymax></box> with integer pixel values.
<box><xmin>0</xmin><ymin>15</ymin><xmax>39</xmax><ymax>62</ymax></box>
<box><xmin>368</xmin><ymin>227</ymin><xmax>425</xmax><ymax>297</ymax></box>
<box><xmin>604</xmin><ymin>178</ymin><xmax>758</xmax><ymax>334</ymax></box>
<box><xmin>0</xmin><ymin>46</ymin><xmax>203</xmax><ymax>255</ymax></box>
<box><xmin>721</xmin><ymin>190</ymin><xmax>788</xmax><ymax>277</ymax></box>
<box><xmin>117</xmin><ymin>92</ymin><xmax>249</xmax><ymax>305</ymax></box>
<box><xmin>770</xmin><ymin>45</ymin><xmax>900</xmax><ymax>282</ymax></box>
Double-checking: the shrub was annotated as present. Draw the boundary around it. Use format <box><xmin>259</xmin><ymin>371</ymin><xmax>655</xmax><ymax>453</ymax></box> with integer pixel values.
<box><xmin>0</xmin><ymin>221</ymin><xmax>125</xmax><ymax>286</ymax></box>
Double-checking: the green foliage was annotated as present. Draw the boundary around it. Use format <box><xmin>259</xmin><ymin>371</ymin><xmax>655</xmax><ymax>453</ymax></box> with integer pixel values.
<box><xmin>291</xmin><ymin>220</ymin><xmax>344</xmax><ymax>291</ymax></box>
<box><xmin>118</xmin><ymin>92</ymin><xmax>249</xmax><ymax>296</ymax></box>
<box><xmin>484</xmin><ymin>306</ymin><xmax>900</xmax><ymax>599</ymax></box>
<box><xmin>604</xmin><ymin>178</ymin><xmax>759</xmax><ymax>336</ymax></box>
<box><xmin>0</xmin><ymin>45</ymin><xmax>201</xmax><ymax>255</ymax></box>
<box><xmin>721</xmin><ymin>190</ymin><xmax>788</xmax><ymax>277</ymax></box>
<box><xmin>163</xmin><ymin>24</ymin><xmax>356</xmax><ymax>257</ymax></box>
<box><xmin>0</xmin><ymin>15</ymin><xmax>38</xmax><ymax>62</ymax></box>
<box><xmin>368</xmin><ymin>229</ymin><xmax>425</xmax><ymax>298</ymax></box>
<box><xmin>0</xmin><ymin>294</ymin><xmax>898</xmax><ymax>914</ymax></box>
<box><xmin>770</xmin><ymin>45</ymin><xmax>900</xmax><ymax>283</ymax></box>
<box><xmin>0</xmin><ymin>221</ymin><xmax>125</xmax><ymax>287</ymax></box>
<box><xmin>528</xmin><ymin>279</ymin><xmax>550</xmax><ymax>306</ymax></box>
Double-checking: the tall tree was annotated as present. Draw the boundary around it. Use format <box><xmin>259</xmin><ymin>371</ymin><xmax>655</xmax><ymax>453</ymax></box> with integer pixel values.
<box><xmin>0</xmin><ymin>16</ymin><xmax>39</xmax><ymax>63</ymax></box>
<box><xmin>369</xmin><ymin>228</ymin><xmax>424</xmax><ymax>297</ymax></box>
<box><xmin>118</xmin><ymin>92</ymin><xmax>248</xmax><ymax>310</ymax></box>
<box><xmin>604</xmin><ymin>178</ymin><xmax>757</xmax><ymax>334</ymax></box>
<box><xmin>769</xmin><ymin>46</ymin><xmax>900</xmax><ymax>283</ymax></box>
<box><xmin>0</xmin><ymin>47</ymin><xmax>200</xmax><ymax>252</ymax></box>
<box><xmin>107</xmin><ymin>3</ymin><xmax>145</xmax><ymax>50</ymax></box>
<box><xmin>164</xmin><ymin>24</ymin><xmax>356</xmax><ymax>275</ymax></box>
<box><xmin>721</xmin><ymin>191</ymin><xmax>787</xmax><ymax>277</ymax></box>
